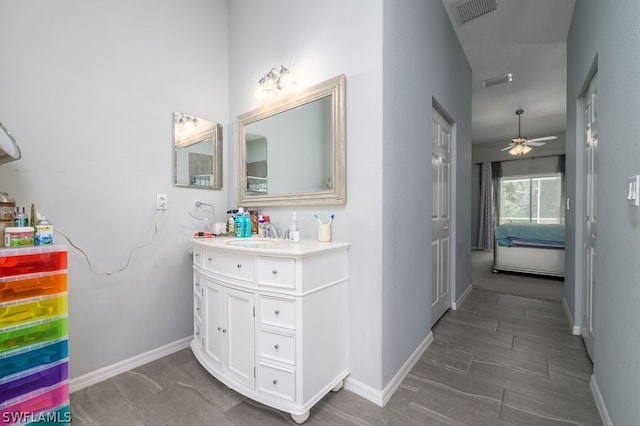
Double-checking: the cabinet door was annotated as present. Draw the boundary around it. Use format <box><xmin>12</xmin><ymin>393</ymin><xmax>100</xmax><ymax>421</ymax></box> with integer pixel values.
<box><xmin>203</xmin><ymin>279</ymin><xmax>224</xmax><ymax>371</ymax></box>
<box><xmin>225</xmin><ymin>287</ymin><xmax>255</xmax><ymax>390</ymax></box>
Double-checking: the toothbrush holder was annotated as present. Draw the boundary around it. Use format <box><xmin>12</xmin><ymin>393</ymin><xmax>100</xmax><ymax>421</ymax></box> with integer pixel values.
<box><xmin>317</xmin><ymin>223</ymin><xmax>332</xmax><ymax>242</ymax></box>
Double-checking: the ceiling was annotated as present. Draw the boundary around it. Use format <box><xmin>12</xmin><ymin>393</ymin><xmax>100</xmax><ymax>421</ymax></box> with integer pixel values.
<box><xmin>441</xmin><ymin>0</ymin><xmax>576</xmax><ymax>144</ymax></box>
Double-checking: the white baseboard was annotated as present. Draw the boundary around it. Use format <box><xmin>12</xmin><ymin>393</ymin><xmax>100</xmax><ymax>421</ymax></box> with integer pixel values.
<box><xmin>562</xmin><ymin>297</ymin><xmax>581</xmax><ymax>335</ymax></box>
<box><xmin>69</xmin><ymin>336</ymin><xmax>192</xmax><ymax>393</ymax></box>
<box><xmin>344</xmin><ymin>332</ymin><xmax>433</xmax><ymax>407</ymax></box>
<box><xmin>452</xmin><ymin>284</ymin><xmax>473</xmax><ymax>310</ymax></box>
<box><xmin>590</xmin><ymin>375</ymin><xmax>613</xmax><ymax>426</ymax></box>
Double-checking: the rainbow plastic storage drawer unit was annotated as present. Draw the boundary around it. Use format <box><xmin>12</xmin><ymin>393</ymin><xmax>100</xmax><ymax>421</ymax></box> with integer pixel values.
<box><xmin>0</xmin><ymin>245</ymin><xmax>70</xmax><ymax>425</ymax></box>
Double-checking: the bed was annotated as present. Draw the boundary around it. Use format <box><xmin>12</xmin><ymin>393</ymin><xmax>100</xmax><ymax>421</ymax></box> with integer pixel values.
<box><xmin>492</xmin><ymin>223</ymin><xmax>565</xmax><ymax>277</ymax></box>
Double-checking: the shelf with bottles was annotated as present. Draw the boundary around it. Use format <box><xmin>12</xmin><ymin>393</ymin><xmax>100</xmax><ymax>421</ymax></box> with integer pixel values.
<box><xmin>190</xmin><ymin>174</ymin><xmax>214</xmax><ymax>187</ymax></box>
<box><xmin>247</xmin><ymin>176</ymin><xmax>268</xmax><ymax>193</ymax></box>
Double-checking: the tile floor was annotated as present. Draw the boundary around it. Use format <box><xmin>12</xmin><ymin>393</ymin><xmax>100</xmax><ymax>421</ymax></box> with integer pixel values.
<box><xmin>70</xmin><ymin>289</ymin><xmax>602</xmax><ymax>425</ymax></box>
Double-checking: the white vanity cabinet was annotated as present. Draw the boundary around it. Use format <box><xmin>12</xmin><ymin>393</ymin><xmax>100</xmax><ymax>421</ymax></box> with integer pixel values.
<box><xmin>191</xmin><ymin>238</ymin><xmax>349</xmax><ymax>424</ymax></box>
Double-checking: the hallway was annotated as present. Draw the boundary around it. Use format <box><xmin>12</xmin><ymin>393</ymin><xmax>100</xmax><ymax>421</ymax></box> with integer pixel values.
<box><xmin>70</xmin><ymin>289</ymin><xmax>601</xmax><ymax>425</ymax></box>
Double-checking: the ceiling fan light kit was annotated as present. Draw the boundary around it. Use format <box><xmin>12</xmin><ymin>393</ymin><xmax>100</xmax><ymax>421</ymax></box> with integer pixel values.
<box><xmin>501</xmin><ymin>109</ymin><xmax>558</xmax><ymax>156</ymax></box>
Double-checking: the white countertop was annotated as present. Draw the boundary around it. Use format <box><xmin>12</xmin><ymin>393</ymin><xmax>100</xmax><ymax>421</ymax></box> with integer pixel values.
<box><xmin>192</xmin><ymin>236</ymin><xmax>349</xmax><ymax>256</ymax></box>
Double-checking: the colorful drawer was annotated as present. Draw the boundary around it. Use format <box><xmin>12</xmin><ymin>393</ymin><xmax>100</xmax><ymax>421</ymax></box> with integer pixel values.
<box><xmin>0</xmin><ymin>245</ymin><xmax>69</xmax><ymax>425</ymax></box>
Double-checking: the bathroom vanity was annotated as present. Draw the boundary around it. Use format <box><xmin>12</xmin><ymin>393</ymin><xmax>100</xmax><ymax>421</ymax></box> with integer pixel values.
<box><xmin>190</xmin><ymin>237</ymin><xmax>349</xmax><ymax>423</ymax></box>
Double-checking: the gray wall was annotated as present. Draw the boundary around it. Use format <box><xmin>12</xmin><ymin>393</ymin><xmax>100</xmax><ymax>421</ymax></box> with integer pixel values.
<box><xmin>567</xmin><ymin>1</ymin><xmax>640</xmax><ymax>423</ymax></box>
<box><xmin>228</xmin><ymin>0</ymin><xmax>386</xmax><ymax>389</ymax></box>
<box><xmin>0</xmin><ymin>0</ymin><xmax>230</xmax><ymax>378</ymax></box>
<box><xmin>381</xmin><ymin>0</ymin><xmax>471</xmax><ymax>385</ymax></box>
<box><xmin>0</xmin><ymin>0</ymin><xmax>473</xmax><ymax>399</ymax></box>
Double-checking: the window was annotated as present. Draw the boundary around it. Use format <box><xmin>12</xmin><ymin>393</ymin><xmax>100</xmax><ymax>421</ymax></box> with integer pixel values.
<box><xmin>499</xmin><ymin>174</ymin><xmax>563</xmax><ymax>224</ymax></box>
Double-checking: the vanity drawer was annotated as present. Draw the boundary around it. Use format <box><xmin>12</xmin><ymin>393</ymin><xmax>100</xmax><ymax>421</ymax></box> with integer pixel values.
<box><xmin>258</xmin><ymin>329</ymin><xmax>295</xmax><ymax>365</ymax></box>
<box><xmin>259</xmin><ymin>295</ymin><xmax>296</xmax><ymax>330</ymax></box>
<box><xmin>257</xmin><ymin>257</ymin><xmax>295</xmax><ymax>289</ymax></box>
<box><xmin>203</xmin><ymin>250</ymin><xmax>254</xmax><ymax>281</ymax></box>
<box><xmin>258</xmin><ymin>362</ymin><xmax>295</xmax><ymax>401</ymax></box>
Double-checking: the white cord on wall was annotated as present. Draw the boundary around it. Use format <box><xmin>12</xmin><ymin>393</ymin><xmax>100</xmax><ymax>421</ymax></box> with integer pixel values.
<box><xmin>54</xmin><ymin>209</ymin><xmax>165</xmax><ymax>276</ymax></box>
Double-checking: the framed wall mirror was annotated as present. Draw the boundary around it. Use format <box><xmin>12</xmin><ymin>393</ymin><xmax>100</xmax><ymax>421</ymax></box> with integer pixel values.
<box><xmin>174</xmin><ymin>112</ymin><xmax>222</xmax><ymax>189</ymax></box>
<box><xmin>237</xmin><ymin>74</ymin><xmax>346</xmax><ymax>206</ymax></box>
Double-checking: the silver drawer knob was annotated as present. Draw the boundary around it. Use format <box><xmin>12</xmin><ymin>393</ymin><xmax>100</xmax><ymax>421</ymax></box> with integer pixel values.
<box><xmin>272</xmin><ymin>379</ymin><xmax>278</xmax><ymax>385</ymax></box>
<box><xmin>208</xmin><ymin>257</ymin><xmax>213</xmax><ymax>262</ymax></box>
<box><xmin>222</xmin><ymin>329</ymin><xmax>227</xmax><ymax>333</ymax></box>
<box><xmin>217</xmin><ymin>327</ymin><xmax>222</xmax><ymax>331</ymax></box>
<box><xmin>272</xmin><ymin>270</ymin><xmax>278</xmax><ymax>276</ymax></box>
<box><xmin>195</xmin><ymin>253</ymin><xmax>200</xmax><ymax>257</ymax></box>
<box><xmin>274</xmin><ymin>344</ymin><xmax>279</xmax><ymax>350</ymax></box>
<box><xmin>274</xmin><ymin>310</ymin><xmax>280</xmax><ymax>316</ymax></box>
<box><xmin>237</xmin><ymin>263</ymin><xmax>242</xmax><ymax>269</ymax></box>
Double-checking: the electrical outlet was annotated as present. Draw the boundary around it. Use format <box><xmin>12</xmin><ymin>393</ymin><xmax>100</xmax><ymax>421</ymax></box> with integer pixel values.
<box><xmin>156</xmin><ymin>193</ymin><xmax>167</xmax><ymax>210</ymax></box>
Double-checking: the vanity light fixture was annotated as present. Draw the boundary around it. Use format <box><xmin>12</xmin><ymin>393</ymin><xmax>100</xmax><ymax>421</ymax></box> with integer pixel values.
<box><xmin>175</xmin><ymin>113</ymin><xmax>198</xmax><ymax>132</ymax></box>
<box><xmin>257</xmin><ymin>66</ymin><xmax>297</xmax><ymax>99</ymax></box>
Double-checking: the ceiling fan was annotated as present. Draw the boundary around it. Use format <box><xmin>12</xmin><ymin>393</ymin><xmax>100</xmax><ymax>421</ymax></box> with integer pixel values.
<box><xmin>501</xmin><ymin>109</ymin><xmax>557</xmax><ymax>155</ymax></box>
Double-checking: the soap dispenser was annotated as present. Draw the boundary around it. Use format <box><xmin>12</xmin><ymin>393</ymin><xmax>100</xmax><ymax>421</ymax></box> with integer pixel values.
<box><xmin>289</xmin><ymin>211</ymin><xmax>300</xmax><ymax>242</ymax></box>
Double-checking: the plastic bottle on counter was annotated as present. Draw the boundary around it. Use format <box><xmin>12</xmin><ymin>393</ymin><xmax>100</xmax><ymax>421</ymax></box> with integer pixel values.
<box><xmin>14</xmin><ymin>207</ymin><xmax>28</xmax><ymax>227</ymax></box>
<box><xmin>235</xmin><ymin>207</ymin><xmax>245</xmax><ymax>238</ymax></box>
<box><xmin>258</xmin><ymin>215</ymin><xmax>265</xmax><ymax>237</ymax></box>
<box><xmin>35</xmin><ymin>217</ymin><xmax>54</xmax><ymax>245</ymax></box>
<box><xmin>243</xmin><ymin>212</ymin><xmax>252</xmax><ymax>238</ymax></box>
<box><xmin>289</xmin><ymin>211</ymin><xmax>300</xmax><ymax>242</ymax></box>
<box><xmin>226</xmin><ymin>209</ymin><xmax>237</xmax><ymax>236</ymax></box>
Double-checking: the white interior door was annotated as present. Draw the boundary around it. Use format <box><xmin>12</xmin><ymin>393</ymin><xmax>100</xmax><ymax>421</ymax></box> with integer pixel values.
<box><xmin>431</xmin><ymin>109</ymin><xmax>452</xmax><ymax>326</ymax></box>
<box><xmin>583</xmin><ymin>73</ymin><xmax>598</xmax><ymax>359</ymax></box>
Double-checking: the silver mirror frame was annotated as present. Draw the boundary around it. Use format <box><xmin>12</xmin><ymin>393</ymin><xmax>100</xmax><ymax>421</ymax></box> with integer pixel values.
<box><xmin>237</xmin><ymin>74</ymin><xmax>346</xmax><ymax>206</ymax></box>
<box><xmin>173</xmin><ymin>113</ymin><xmax>223</xmax><ymax>190</ymax></box>
<box><xmin>0</xmin><ymin>122</ymin><xmax>21</xmax><ymax>166</ymax></box>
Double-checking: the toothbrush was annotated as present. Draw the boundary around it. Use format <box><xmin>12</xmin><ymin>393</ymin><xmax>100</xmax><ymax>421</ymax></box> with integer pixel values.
<box><xmin>328</xmin><ymin>213</ymin><xmax>335</xmax><ymax>224</ymax></box>
<box><xmin>314</xmin><ymin>213</ymin><xmax>322</xmax><ymax>223</ymax></box>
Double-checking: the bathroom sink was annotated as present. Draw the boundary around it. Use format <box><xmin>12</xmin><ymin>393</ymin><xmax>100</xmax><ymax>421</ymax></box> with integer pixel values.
<box><xmin>225</xmin><ymin>238</ymin><xmax>280</xmax><ymax>248</ymax></box>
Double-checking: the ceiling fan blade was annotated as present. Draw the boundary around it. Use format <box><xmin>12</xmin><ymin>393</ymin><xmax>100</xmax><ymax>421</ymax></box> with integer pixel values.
<box><xmin>524</xmin><ymin>141</ymin><xmax>546</xmax><ymax>146</ymax></box>
<box><xmin>501</xmin><ymin>144</ymin><xmax>515</xmax><ymax>151</ymax></box>
<box><xmin>527</xmin><ymin>135</ymin><xmax>557</xmax><ymax>143</ymax></box>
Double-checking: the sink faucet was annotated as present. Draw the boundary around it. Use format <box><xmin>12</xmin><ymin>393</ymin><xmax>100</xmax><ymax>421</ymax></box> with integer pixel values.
<box><xmin>263</xmin><ymin>221</ymin><xmax>279</xmax><ymax>238</ymax></box>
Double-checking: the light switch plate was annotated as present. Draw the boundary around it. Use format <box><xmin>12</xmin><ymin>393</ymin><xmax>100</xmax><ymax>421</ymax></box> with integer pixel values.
<box><xmin>156</xmin><ymin>193</ymin><xmax>167</xmax><ymax>210</ymax></box>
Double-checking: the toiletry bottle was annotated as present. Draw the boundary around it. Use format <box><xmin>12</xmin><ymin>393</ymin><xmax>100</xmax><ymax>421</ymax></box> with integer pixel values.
<box><xmin>14</xmin><ymin>207</ymin><xmax>28</xmax><ymax>227</ymax></box>
<box><xmin>235</xmin><ymin>207</ymin><xmax>244</xmax><ymax>238</ymax></box>
<box><xmin>35</xmin><ymin>217</ymin><xmax>53</xmax><ymax>245</ymax></box>
<box><xmin>227</xmin><ymin>209</ymin><xmax>237</xmax><ymax>236</ymax></box>
<box><xmin>243</xmin><ymin>212</ymin><xmax>252</xmax><ymax>237</ymax></box>
<box><xmin>289</xmin><ymin>211</ymin><xmax>299</xmax><ymax>242</ymax></box>
<box><xmin>258</xmin><ymin>215</ymin><xmax>265</xmax><ymax>237</ymax></box>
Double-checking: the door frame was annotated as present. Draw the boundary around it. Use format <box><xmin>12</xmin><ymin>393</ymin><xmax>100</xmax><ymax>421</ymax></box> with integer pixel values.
<box><xmin>431</xmin><ymin>103</ymin><xmax>457</xmax><ymax>322</ymax></box>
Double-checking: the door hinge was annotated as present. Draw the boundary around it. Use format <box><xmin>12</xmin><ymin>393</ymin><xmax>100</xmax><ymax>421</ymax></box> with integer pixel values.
<box><xmin>254</xmin><ymin>367</ymin><xmax>256</xmax><ymax>378</ymax></box>
<box><xmin>253</xmin><ymin>306</ymin><xmax>255</xmax><ymax>317</ymax></box>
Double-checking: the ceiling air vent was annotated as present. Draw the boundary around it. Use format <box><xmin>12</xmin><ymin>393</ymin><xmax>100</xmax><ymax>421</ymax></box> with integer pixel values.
<box><xmin>453</xmin><ymin>0</ymin><xmax>497</xmax><ymax>24</ymax></box>
<box><xmin>482</xmin><ymin>73</ymin><xmax>513</xmax><ymax>88</ymax></box>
